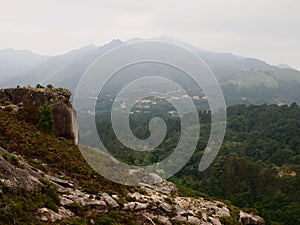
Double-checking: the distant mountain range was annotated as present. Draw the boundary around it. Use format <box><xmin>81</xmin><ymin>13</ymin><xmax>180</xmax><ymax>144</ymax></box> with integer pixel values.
<box><xmin>1</xmin><ymin>37</ymin><xmax>300</xmax><ymax>106</ymax></box>
<box><xmin>0</xmin><ymin>48</ymin><xmax>50</xmax><ymax>87</ymax></box>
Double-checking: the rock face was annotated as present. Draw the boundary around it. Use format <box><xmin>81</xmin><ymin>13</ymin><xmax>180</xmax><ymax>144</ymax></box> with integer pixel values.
<box><xmin>0</xmin><ymin>147</ymin><xmax>43</xmax><ymax>193</ymax></box>
<box><xmin>0</xmin><ymin>86</ymin><xmax>78</xmax><ymax>144</ymax></box>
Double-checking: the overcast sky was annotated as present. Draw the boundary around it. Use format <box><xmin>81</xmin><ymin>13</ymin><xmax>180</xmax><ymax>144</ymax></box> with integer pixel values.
<box><xmin>0</xmin><ymin>0</ymin><xmax>299</xmax><ymax>69</ymax></box>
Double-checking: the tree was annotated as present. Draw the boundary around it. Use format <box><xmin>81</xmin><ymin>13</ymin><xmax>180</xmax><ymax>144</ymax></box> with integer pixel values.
<box><xmin>37</xmin><ymin>101</ymin><xmax>55</xmax><ymax>136</ymax></box>
<box><xmin>36</xmin><ymin>84</ymin><xmax>44</xmax><ymax>88</ymax></box>
<box><xmin>47</xmin><ymin>84</ymin><xmax>54</xmax><ymax>89</ymax></box>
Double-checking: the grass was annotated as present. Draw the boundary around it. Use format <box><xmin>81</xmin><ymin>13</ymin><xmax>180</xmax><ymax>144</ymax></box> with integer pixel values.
<box><xmin>0</xmin><ymin>110</ymin><xmax>128</xmax><ymax>195</ymax></box>
<box><xmin>0</xmin><ymin>110</ymin><xmax>132</xmax><ymax>224</ymax></box>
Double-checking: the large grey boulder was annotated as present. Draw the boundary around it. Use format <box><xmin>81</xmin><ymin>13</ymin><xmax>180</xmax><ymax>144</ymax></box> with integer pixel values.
<box><xmin>239</xmin><ymin>211</ymin><xmax>265</xmax><ymax>225</ymax></box>
<box><xmin>0</xmin><ymin>147</ymin><xmax>43</xmax><ymax>193</ymax></box>
<box><xmin>35</xmin><ymin>207</ymin><xmax>74</xmax><ymax>222</ymax></box>
<box><xmin>102</xmin><ymin>192</ymin><xmax>119</xmax><ymax>208</ymax></box>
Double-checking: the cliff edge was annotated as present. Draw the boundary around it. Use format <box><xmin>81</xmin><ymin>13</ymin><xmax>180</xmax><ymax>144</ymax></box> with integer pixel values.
<box><xmin>0</xmin><ymin>86</ymin><xmax>79</xmax><ymax>144</ymax></box>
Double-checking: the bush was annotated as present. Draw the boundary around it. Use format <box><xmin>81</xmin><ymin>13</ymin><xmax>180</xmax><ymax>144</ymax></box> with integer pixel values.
<box><xmin>35</xmin><ymin>84</ymin><xmax>44</xmax><ymax>88</ymax></box>
<box><xmin>37</xmin><ymin>101</ymin><xmax>55</xmax><ymax>136</ymax></box>
<box><xmin>17</xmin><ymin>102</ymin><xmax>39</xmax><ymax>125</ymax></box>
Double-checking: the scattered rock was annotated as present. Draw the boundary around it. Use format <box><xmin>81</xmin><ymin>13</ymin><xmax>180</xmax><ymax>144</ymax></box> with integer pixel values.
<box><xmin>157</xmin><ymin>215</ymin><xmax>172</xmax><ymax>225</ymax></box>
<box><xmin>135</xmin><ymin>202</ymin><xmax>148</xmax><ymax>210</ymax></box>
<box><xmin>239</xmin><ymin>211</ymin><xmax>265</xmax><ymax>225</ymax></box>
<box><xmin>60</xmin><ymin>196</ymin><xmax>74</xmax><ymax>206</ymax></box>
<box><xmin>78</xmin><ymin>197</ymin><xmax>106</xmax><ymax>208</ymax></box>
<box><xmin>208</xmin><ymin>216</ymin><xmax>222</xmax><ymax>225</ymax></box>
<box><xmin>216</xmin><ymin>206</ymin><xmax>230</xmax><ymax>217</ymax></box>
<box><xmin>102</xmin><ymin>192</ymin><xmax>119</xmax><ymax>208</ymax></box>
<box><xmin>173</xmin><ymin>215</ymin><xmax>188</xmax><ymax>223</ymax></box>
<box><xmin>124</xmin><ymin>202</ymin><xmax>148</xmax><ymax>211</ymax></box>
<box><xmin>35</xmin><ymin>208</ymin><xmax>63</xmax><ymax>222</ymax></box>
<box><xmin>123</xmin><ymin>202</ymin><xmax>136</xmax><ymax>211</ymax></box>
<box><xmin>58</xmin><ymin>207</ymin><xmax>75</xmax><ymax>218</ymax></box>
<box><xmin>45</xmin><ymin>175</ymin><xmax>74</xmax><ymax>188</ymax></box>
<box><xmin>160</xmin><ymin>201</ymin><xmax>172</xmax><ymax>212</ymax></box>
<box><xmin>35</xmin><ymin>207</ymin><xmax>74</xmax><ymax>222</ymax></box>
<box><xmin>111</xmin><ymin>194</ymin><xmax>119</xmax><ymax>200</ymax></box>
<box><xmin>140</xmin><ymin>180</ymin><xmax>177</xmax><ymax>196</ymax></box>
<box><xmin>188</xmin><ymin>215</ymin><xmax>202</xmax><ymax>225</ymax></box>
<box><xmin>144</xmin><ymin>172</ymin><xmax>163</xmax><ymax>184</ymax></box>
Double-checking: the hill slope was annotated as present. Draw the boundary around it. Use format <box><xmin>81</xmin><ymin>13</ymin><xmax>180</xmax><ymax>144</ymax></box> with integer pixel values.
<box><xmin>0</xmin><ymin>88</ymin><xmax>264</xmax><ymax>224</ymax></box>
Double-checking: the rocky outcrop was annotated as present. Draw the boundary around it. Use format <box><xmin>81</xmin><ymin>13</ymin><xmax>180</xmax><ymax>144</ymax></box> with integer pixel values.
<box><xmin>46</xmin><ymin>175</ymin><xmax>265</xmax><ymax>224</ymax></box>
<box><xmin>239</xmin><ymin>211</ymin><xmax>265</xmax><ymax>225</ymax></box>
<box><xmin>0</xmin><ymin>146</ymin><xmax>265</xmax><ymax>224</ymax></box>
<box><xmin>124</xmin><ymin>181</ymin><xmax>232</xmax><ymax>225</ymax></box>
<box><xmin>0</xmin><ymin>86</ymin><xmax>78</xmax><ymax>144</ymax></box>
<box><xmin>35</xmin><ymin>207</ymin><xmax>74</xmax><ymax>222</ymax></box>
<box><xmin>0</xmin><ymin>147</ymin><xmax>43</xmax><ymax>193</ymax></box>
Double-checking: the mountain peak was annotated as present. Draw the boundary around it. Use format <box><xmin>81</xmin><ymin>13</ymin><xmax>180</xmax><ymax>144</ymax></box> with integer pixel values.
<box><xmin>110</xmin><ymin>38</ymin><xmax>123</xmax><ymax>44</ymax></box>
<box><xmin>97</xmin><ymin>39</ymin><xmax>124</xmax><ymax>52</ymax></box>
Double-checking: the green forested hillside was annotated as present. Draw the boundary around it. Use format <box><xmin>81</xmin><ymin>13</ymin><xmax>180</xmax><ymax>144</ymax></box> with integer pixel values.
<box><xmin>93</xmin><ymin>104</ymin><xmax>300</xmax><ymax>225</ymax></box>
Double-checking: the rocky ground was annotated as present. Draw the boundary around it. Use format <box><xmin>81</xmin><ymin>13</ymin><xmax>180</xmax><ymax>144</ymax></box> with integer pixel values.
<box><xmin>0</xmin><ymin>147</ymin><xmax>264</xmax><ymax>225</ymax></box>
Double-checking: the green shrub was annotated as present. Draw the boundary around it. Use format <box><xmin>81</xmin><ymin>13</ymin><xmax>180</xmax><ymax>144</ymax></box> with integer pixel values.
<box><xmin>220</xmin><ymin>216</ymin><xmax>240</xmax><ymax>225</ymax></box>
<box><xmin>37</xmin><ymin>101</ymin><xmax>55</xmax><ymax>136</ymax></box>
<box><xmin>17</xmin><ymin>102</ymin><xmax>39</xmax><ymax>125</ymax></box>
<box><xmin>35</xmin><ymin>84</ymin><xmax>44</xmax><ymax>88</ymax></box>
<box><xmin>65</xmin><ymin>202</ymin><xmax>85</xmax><ymax>216</ymax></box>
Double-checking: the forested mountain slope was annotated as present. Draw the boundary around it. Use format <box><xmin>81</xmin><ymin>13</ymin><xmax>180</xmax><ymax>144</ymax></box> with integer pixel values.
<box><xmin>93</xmin><ymin>103</ymin><xmax>300</xmax><ymax>225</ymax></box>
